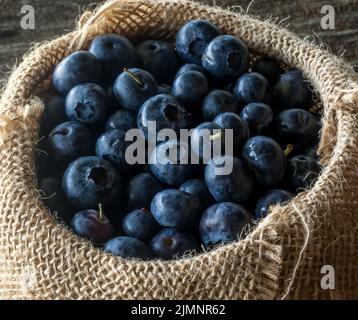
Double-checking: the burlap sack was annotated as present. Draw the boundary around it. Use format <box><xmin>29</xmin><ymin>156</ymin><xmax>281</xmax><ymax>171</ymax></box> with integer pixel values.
<box><xmin>0</xmin><ymin>0</ymin><xmax>357</xmax><ymax>300</ymax></box>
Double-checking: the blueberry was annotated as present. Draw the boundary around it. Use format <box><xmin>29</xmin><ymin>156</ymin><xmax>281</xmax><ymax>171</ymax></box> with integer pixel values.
<box><xmin>122</xmin><ymin>208</ymin><xmax>159</xmax><ymax>242</ymax></box>
<box><xmin>199</xmin><ymin>202</ymin><xmax>252</xmax><ymax>246</ymax></box>
<box><xmin>175</xmin><ymin>63</ymin><xmax>207</xmax><ymax>78</ymax></box>
<box><xmin>48</xmin><ymin>121</ymin><xmax>94</xmax><ymax>164</ymax></box>
<box><xmin>172</xmin><ymin>71</ymin><xmax>209</xmax><ymax>109</ymax></box>
<box><xmin>137</xmin><ymin>94</ymin><xmax>192</xmax><ymax>138</ymax></box>
<box><xmin>65</xmin><ymin>83</ymin><xmax>108</xmax><ymax>126</ymax></box>
<box><xmin>190</xmin><ymin>122</ymin><xmax>225</xmax><ymax>160</ymax></box>
<box><xmin>273</xmin><ymin>70</ymin><xmax>312</xmax><ymax>110</ymax></box>
<box><xmin>251</xmin><ymin>57</ymin><xmax>283</xmax><ymax>83</ymax></box>
<box><xmin>213</xmin><ymin>112</ymin><xmax>249</xmax><ymax>150</ymax></box>
<box><xmin>95</xmin><ymin>129</ymin><xmax>132</xmax><ymax>172</ymax></box>
<box><xmin>126</xmin><ymin>173</ymin><xmax>164</xmax><ymax>211</ymax></box>
<box><xmin>89</xmin><ymin>34</ymin><xmax>137</xmax><ymax>84</ymax></box>
<box><xmin>105</xmin><ymin>109</ymin><xmax>138</xmax><ymax>132</ymax></box>
<box><xmin>150</xmin><ymin>228</ymin><xmax>201</xmax><ymax>260</ymax></box>
<box><xmin>255</xmin><ymin>189</ymin><xmax>292</xmax><ymax>219</ymax></box>
<box><xmin>202</xmin><ymin>90</ymin><xmax>239</xmax><ymax>121</ymax></box>
<box><xmin>71</xmin><ymin>208</ymin><xmax>114</xmax><ymax>244</ymax></box>
<box><xmin>105</xmin><ymin>236</ymin><xmax>153</xmax><ymax>260</ymax></box>
<box><xmin>137</xmin><ymin>40</ymin><xmax>180</xmax><ymax>84</ymax></box>
<box><xmin>179</xmin><ymin>178</ymin><xmax>214</xmax><ymax>208</ymax></box>
<box><xmin>242</xmin><ymin>136</ymin><xmax>286</xmax><ymax>187</ymax></box>
<box><xmin>233</xmin><ymin>72</ymin><xmax>271</xmax><ymax>106</ymax></box>
<box><xmin>202</xmin><ymin>35</ymin><xmax>249</xmax><ymax>82</ymax></box>
<box><xmin>176</xmin><ymin>20</ymin><xmax>221</xmax><ymax>65</ymax></box>
<box><xmin>286</xmin><ymin>155</ymin><xmax>320</xmax><ymax>192</ymax></box>
<box><xmin>240</xmin><ymin>103</ymin><xmax>274</xmax><ymax>136</ymax></box>
<box><xmin>275</xmin><ymin>108</ymin><xmax>320</xmax><ymax>149</ymax></box>
<box><xmin>157</xmin><ymin>84</ymin><xmax>172</xmax><ymax>95</ymax></box>
<box><xmin>40</xmin><ymin>95</ymin><xmax>67</xmax><ymax>135</ymax></box>
<box><xmin>52</xmin><ymin>51</ymin><xmax>101</xmax><ymax>95</ymax></box>
<box><xmin>113</xmin><ymin>68</ymin><xmax>158</xmax><ymax>111</ymax></box>
<box><xmin>151</xmin><ymin>189</ymin><xmax>202</xmax><ymax>228</ymax></box>
<box><xmin>62</xmin><ymin>156</ymin><xmax>122</xmax><ymax>209</ymax></box>
<box><xmin>205</xmin><ymin>156</ymin><xmax>253</xmax><ymax>203</ymax></box>
<box><xmin>150</xmin><ymin>140</ymin><xmax>195</xmax><ymax>186</ymax></box>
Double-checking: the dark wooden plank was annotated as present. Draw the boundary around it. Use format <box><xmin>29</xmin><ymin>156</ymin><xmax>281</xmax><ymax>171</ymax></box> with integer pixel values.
<box><xmin>0</xmin><ymin>0</ymin><xmax>357</xmax><ymax>84</ymax></box>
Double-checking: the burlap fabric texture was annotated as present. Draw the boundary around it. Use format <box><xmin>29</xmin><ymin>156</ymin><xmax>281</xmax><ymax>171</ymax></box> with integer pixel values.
<box><xmin>0</xmin><ymin>0</ymin><xmax>357</xmax><ymax>300</ymax></box>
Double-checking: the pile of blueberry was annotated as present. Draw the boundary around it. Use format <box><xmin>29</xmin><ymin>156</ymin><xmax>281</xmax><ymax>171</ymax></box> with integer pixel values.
<box><xmin>37</xmin><ymin>20</ymin><xmax>321</xmax><ymax>261</ymax></box>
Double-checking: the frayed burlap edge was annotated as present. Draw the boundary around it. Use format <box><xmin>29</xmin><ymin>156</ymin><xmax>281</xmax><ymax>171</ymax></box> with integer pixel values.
<box><xmin>0</xmin><ymin>0</ymin><xmax>357</xmax><ymax>300</ymax></box>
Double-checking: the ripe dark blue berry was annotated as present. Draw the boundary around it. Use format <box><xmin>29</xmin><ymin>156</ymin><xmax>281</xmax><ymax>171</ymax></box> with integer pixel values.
<box><xmin>234</xmin><ymin>72</ymin><xmax>271</xmax><ymax>106</ymax></box>
<box><xmin>105</xmin><ymin>236</ymin><xmax>153</xmax><ymax>260</ymax></box>
<box><xmin>95</xmin><ymin>129</ymin><xmax>132</xmax><ymax>172</ymax></box>
<box><xmin>113</xmin><ymin>68</ymin><xmax>158</xmax><ymax>111</ymax></box>
<box><xmin>251</xmin><ymin>57</ymin><xmax>283</xmax><ymax>83</ymax></box>
<box><xmin>242</xmin><ymin>136</ymin><xmax>286</xmax><ymax>187</ymax></box>
<box><xmin>179</xmin><ymin>178</ymin><xmax>214</xmax><ymax>208</ymax></box>
<box><xmin>255</xmin><ymin>189</ymin><xmax>291</xmax><ymax>219</ymax></box>
<box><xmin>240</xmin><ymin>102</ymin><xmax>274</xmax><ymax>136</ymax></box>
<box><xmin>213</xmin><ymin>112</ymin><xmax>249</xmax><ymax>150</ymax></box>
<box><xmin>151</xmin><ymin>189</ymin><xmax>202</xmax><ymax>228</ymax></box>
<box><xmin>176</xmin><ymin>20</ymin><xmax>221</xmax><ymax>65</ymax></box>
<box><xmin>273</xmin><ymin>70</ymin><xmax>312</xmax><ymax>110</ymax></box>
<box><xmin>105</xmin><ymin>109</ymin><xmax>138</xmax><ymax>132</ymax></box>
<box><xmin>202</xmin><ymin>90</ymin><xmax>239</xmax><ymax>121</ymax></box>
<box><xmin>205</xmin><ymin>156</ymin><xmax>253</xmax><ymax>204</ymax></box>
<box><xmin>137</xmin><ymin>94</ymin><xmax>192</xmax><ymax>138</ymax></box>
<box><xmin>122</xmin><ymin>208</ymin><xmax>159</xmax><ymax>242</ymax></box>
<box><xmin>71</xmin><ymin>208</ymin><xmax>114</xmax><ymax>244</ymax></box>
<box><xmin>286</xmin><ymin>155</ymin><xmax>320</xmax><ymax>192</ymax></box>
<box><xmin>62</xmin><ymin>156</ymin><xmax>122</xmax><ymax>209</ymax></box>
<box><xmin>126</xmin><ymin>173</ymin><xmax>164</xmax><ymax>211</ymax></box>
<box><xmin>275</xmin><ymin>108</ymin><xmax>320</xmax><ymax>149</ymax></box>
<box><xmin>137</xmin><ymin>40</ymin><xmax>180</xmax><ymax>84</ymax></box>
<box><xmin>172</xmin><ymin>71</ymin><xmax>209</xmax><ymax>108</ymax></box>
<box><xmin>150</xmin><ymin>139</ymin><xmax>195</xmax><ymax>186</ymax></box>
<box><xmin>150</xmin><ymin>228</ymin><xmax>201</xmax><ymax>260</ymax></box>
<box><xmin>199</xmin><ymin>202</ymin><xmax>252</xmax><ymax>246</ymax></box>
<box><xmin>202</xmin><ymin>35</ymin><xmax>249</xmax><ymax>81</ymax></box>
<box><xmin>65</xmin><ymin>83</ymin><xmax>108</xmax><ymax>126</ymax></box>
<box><xmin>52</xmin><ymin>51</ymin><xmax>101</xmax><ymax>95</ymax></box>
<box><xmin>48</xmin><ymin>121</ymin><xmax>94</xmax><ymax>164</ymax></box>
<box><xmin>89</xmin><ymin>34</ymin><xmax>137</xmax><ymax>85</ymax></box>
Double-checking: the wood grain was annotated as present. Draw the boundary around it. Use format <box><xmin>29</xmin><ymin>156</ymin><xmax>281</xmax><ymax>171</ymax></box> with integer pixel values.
<box><xmin>0</xmin><ymin>0</ymin><xmax>357</xmax><ymax>83</ymax></box>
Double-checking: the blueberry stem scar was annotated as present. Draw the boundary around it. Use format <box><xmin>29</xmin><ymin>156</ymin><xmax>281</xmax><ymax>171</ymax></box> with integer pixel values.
<box><xmin>284</xmin><ymin>144</ymin><xmax>294</xmax><ymax>157</ymax></box>
<box><xmin>123</xmin><ymin>68</ymin><xmax>143</xmax><ymax>87</ymax></box>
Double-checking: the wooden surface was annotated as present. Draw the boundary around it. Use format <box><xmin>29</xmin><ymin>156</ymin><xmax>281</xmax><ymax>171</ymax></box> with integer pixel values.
<box><xmin>0</xmin><ymin>0</ymin><xmax>357</xmax><ymax>84</ymax></box>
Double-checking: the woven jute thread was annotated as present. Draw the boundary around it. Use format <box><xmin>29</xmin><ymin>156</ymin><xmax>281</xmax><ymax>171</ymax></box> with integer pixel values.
<box><xmin>0</xmin><ymin>0</ymin><xmax>357</xmax><ymax>300</ymax></box>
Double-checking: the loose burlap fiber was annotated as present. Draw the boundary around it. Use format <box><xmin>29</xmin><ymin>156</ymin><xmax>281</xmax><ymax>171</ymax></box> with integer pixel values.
<box><xmin>0</xmin><ymin>0</ymin><xmax>357</xmax><ymax>300</ymax></box>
